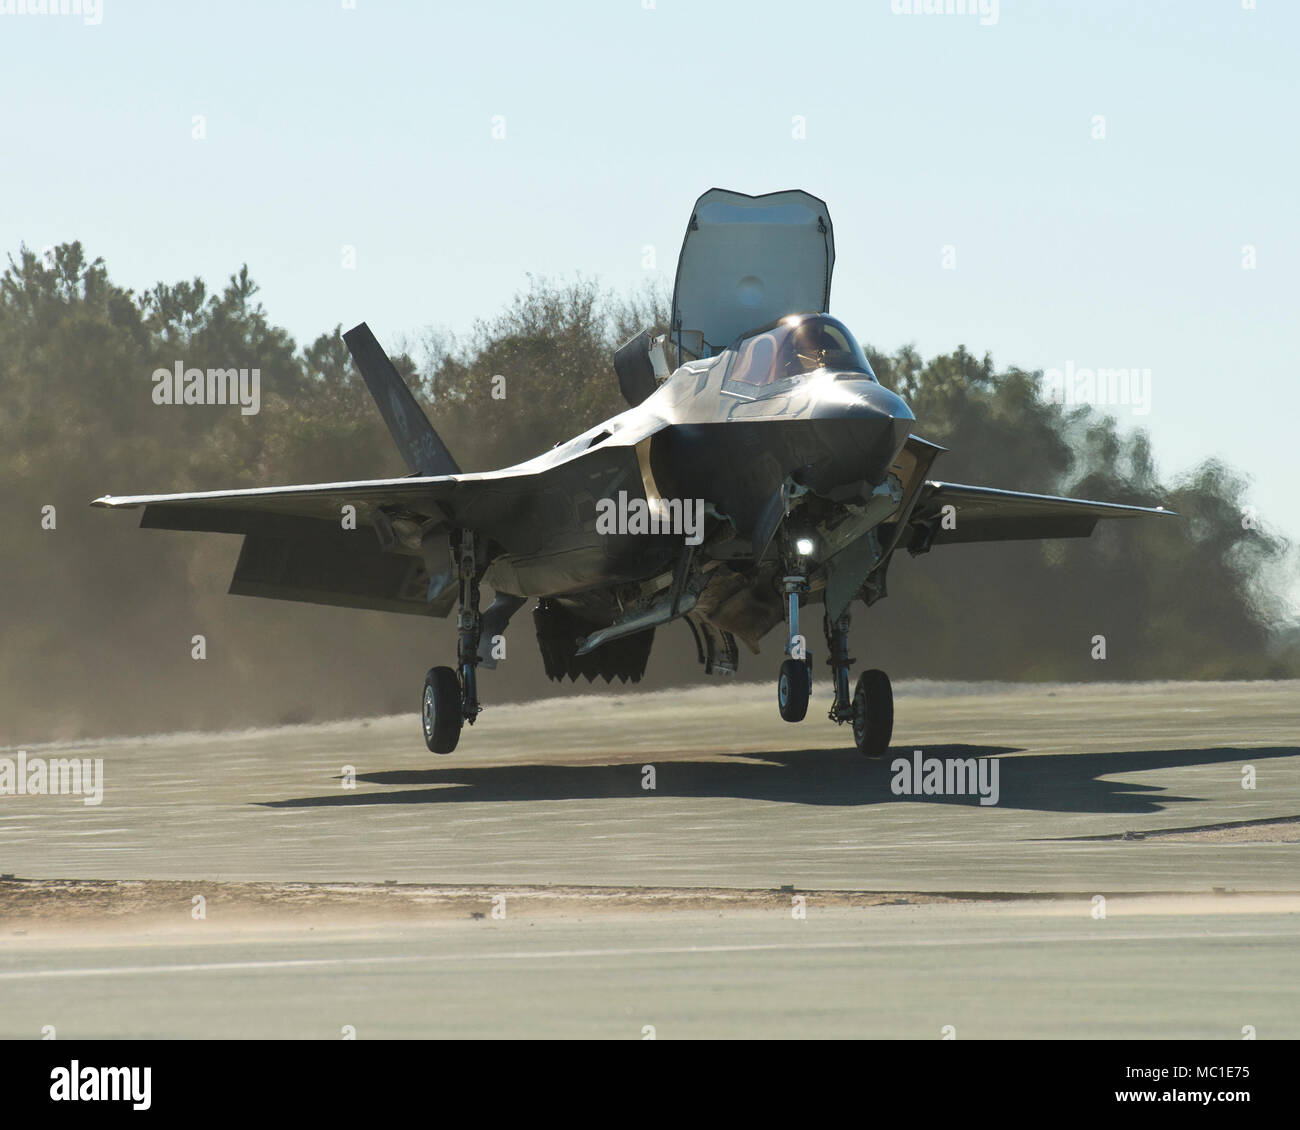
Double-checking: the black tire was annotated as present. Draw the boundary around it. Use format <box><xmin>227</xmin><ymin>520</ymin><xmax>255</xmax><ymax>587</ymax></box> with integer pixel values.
<box><xmin>421</xmin><ymin>666</ymin><xmax>463</xmax><ymax>754</ymax></box>
<box><xmin>852</xmin><ymin>668</ymin><xmax>893</xmax><ymax>758</ymax></box>
<box><xmin>777</xmin><ymin>658</ymin><xmax>810</xmax><ymax>723</ymax></box>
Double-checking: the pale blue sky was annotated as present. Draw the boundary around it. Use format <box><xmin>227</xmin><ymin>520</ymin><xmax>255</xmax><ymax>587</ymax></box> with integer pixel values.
<box><xmin>3</xmin><ymin>0</ymin><xmax>1297</xmax><ymax>609</ymax></box>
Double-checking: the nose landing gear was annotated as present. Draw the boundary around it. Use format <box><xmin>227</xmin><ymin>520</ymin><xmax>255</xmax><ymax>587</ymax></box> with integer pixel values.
<box><xmin>422</xmin><ymin>665</ymin><xmax>462</xmax><ymax>753</ymax></box>
<box><xmin>777</xmin><ymin>575</ymin><xmax>812</xmax><ymax>722</ymax></box>
<box><xmin>769</xmin><ymin>594</ymin><xmax>894</xmax><ymax>757</ymax></box>
<box><xmin>777</xmin><ymin>657</ymin><xmax>810</xmax><ymax>722</ymax></box>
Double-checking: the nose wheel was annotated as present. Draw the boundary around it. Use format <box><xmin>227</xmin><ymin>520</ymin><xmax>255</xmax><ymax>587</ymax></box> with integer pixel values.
<box><xmin>777</xmin><ymin>657</ymin><xmax>811</xmax><ymax>722</ymax></box>
<box><xmin>776</xmin><ymin>573</ymin><xmax>813</xmax><ymax>723</ymax></box>
<box><xmin>422</xmin><ymin>666</ymin><xmax>463</xmax><ymax>754</ymax></box>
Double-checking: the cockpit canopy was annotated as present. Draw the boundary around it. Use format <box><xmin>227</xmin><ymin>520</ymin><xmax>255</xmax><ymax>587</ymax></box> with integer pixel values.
<box><xmin>723</xmin><ymin>312</ymin><xmax>875</xmax><ymax>391</ymax></box>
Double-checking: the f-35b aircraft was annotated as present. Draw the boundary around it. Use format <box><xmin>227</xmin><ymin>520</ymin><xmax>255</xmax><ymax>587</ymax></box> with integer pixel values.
<box><xmin>94</xmin><ymin>189</ymin><xmax>1172</xmax><ymax>756</ymax></box>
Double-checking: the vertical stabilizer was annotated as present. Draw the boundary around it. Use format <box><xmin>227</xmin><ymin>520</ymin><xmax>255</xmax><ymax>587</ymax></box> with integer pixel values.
<box><xmin>344</xmin><ymin>322</ymin><xmax>460</xmax><ymax>476</ymax></box>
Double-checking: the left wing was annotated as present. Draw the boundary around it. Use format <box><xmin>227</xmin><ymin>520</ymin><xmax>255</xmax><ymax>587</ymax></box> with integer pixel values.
<box><xmin>93</xmin><ymin>474</ymin><xmax>480</xmax><ymax>618</ymax></box>
<box><xmin>90</xmin><ymin>422</ymin><xmax>659</xmax><ymax>617</ymax></box>
<box><xmin>90</xmin><ymin>318</ymin><xmax>665</xmax><ymax>618</ymax></box>
<box><xmin>907</xmin><ymin>480</ymin><xmax>1174</xmax><ymax>549</ymax></box>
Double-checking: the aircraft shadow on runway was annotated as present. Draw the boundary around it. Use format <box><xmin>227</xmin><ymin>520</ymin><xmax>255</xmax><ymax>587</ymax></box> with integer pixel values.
<box><xmin>259</xmin><ymin>745</ymin><xmax>1299</xmax><ymax>814</ymax></box>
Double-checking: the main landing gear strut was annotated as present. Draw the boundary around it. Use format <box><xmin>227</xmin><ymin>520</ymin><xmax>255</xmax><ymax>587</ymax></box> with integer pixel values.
<box><xmin>774</xmin><ymin>577</ymin><xmax>894</xmax><ymax>758</ymax></box>
<box><xmin>422</xmin><ymin>530</ymin><xmax>483</xmax><ymax>754</ymax></box>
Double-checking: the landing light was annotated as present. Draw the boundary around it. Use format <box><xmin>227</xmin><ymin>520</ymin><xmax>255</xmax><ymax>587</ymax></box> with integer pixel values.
<box><xmin>795</xmin><ymin>537</ymin><xmax>815</xmax><ymax>556</ymax></box>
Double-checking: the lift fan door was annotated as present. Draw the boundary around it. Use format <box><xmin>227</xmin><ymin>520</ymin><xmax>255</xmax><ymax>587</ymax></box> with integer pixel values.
<box><xmin>671</xmin><ymin>188</ymin><xmax>835</xmax><ymax>358</ymax></box>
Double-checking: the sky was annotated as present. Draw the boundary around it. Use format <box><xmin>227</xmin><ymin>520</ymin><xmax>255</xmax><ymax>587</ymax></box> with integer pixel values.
<box><xmin>3</xmin><ymin>0</ymin><xmax>1297</xmax><ymax>610</ymax></box>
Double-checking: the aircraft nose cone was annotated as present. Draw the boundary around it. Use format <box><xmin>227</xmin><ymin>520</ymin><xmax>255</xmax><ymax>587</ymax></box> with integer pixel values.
<box><xmin>821</xmin><ymin>375</ymin><xmax>913</xmax><ymax>424</ymax></box>
<box><xmin>807</xmin><ymin>375</ymin><xmax>915</xmax><ymax>490</ymax></box>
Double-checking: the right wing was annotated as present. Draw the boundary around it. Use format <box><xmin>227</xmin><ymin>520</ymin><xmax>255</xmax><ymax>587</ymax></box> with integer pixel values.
<box><xmin>907</xmin><ymin>480</ymin><xmax>1175</xmax><ymax>548</ymax></box>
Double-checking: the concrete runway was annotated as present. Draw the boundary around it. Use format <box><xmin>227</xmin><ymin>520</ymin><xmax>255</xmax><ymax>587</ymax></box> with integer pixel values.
<box><xmin>1</xmin><ymin>680</ymin><xmax>1297</xmax><ymax>1037</ymax></box>
<box><xmin>3</xmin><ymin>899</ymin><xmax>1297</xmax><ymax>1039</ymax></box>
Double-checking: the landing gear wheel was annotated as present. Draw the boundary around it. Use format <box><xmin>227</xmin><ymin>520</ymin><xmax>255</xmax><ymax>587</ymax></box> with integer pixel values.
<box><xmin>422</xmin><ymin>666</ymin><xmax>463</xmax><ymax>754</ymax></box>
<box><xmin>778</xmin><ymin>658</ymin><xmax>811</xmax><ymax>723</ymax></box>
<box><xmin>852</xmin><ymin>668</ymin><xmax>893</xmax><ymax>758</ymax></box>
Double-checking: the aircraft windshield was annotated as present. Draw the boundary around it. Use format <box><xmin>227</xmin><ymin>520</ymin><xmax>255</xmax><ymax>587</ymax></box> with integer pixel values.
<box><xmin>724</xmin><ymin>314</ymin><xmax>874</xmax><ymax>389</ymax></box>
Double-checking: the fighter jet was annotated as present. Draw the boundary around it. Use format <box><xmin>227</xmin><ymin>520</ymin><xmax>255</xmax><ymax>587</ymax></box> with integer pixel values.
<box><xmin>93</xmin><ymin>189</ymin><xmax>1173</xmax><ymax>756</ymax></box>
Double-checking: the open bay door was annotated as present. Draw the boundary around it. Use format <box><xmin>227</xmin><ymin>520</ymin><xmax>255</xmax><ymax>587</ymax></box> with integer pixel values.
<box><xmin>670</xmin><ymin>188</ymin><xmax>835</xmax><ymax>360</ymax></box>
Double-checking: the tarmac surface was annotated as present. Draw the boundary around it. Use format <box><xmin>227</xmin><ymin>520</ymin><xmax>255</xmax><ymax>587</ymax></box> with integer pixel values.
<box><xmin>1</xmin><ymin>679</ymin><xmax>1297</xmax><ymax>1037</ymax></box>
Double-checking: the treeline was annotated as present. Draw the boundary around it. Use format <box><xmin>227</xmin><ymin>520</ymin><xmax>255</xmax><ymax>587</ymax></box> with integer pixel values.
<box><xmin>0</xmin><ymin>244</ymin><xmax>1294</xmax><ymax>742</ymax></box>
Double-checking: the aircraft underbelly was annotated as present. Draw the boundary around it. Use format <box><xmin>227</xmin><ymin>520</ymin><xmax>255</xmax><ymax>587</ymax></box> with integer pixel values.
<box><xmin>484</xmin><ymin>533</ymin><xmax>678</xmax><ymax>598</ymax></box>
